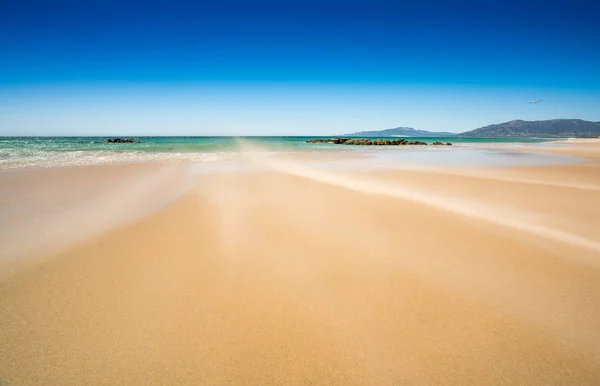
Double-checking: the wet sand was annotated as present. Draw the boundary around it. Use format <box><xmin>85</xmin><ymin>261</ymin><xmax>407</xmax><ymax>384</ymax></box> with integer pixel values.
<box><xmin>1</xmin><ymin>143</ymin><xmax>600</xmax><ymax>384</ymax></box>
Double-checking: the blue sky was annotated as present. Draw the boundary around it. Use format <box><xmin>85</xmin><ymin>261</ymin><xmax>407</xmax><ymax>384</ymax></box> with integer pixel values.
<box><xmin>1</xmin><ymin>0</ymin><xmax>599</xmax><ymax>135</ymax></box>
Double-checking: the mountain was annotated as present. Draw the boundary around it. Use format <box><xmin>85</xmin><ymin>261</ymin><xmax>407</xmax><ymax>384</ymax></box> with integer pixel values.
<box><xmin>345</xmin><ymin>127</ymin><xmax>456</xmax><ymax>137</ymax></box>
<box><xmin>457</xmin><ymin>119</ymin><xmax>600</xmax><ymax>138</ymax></box>
<box><xmin>344</xmin><ymin>119</ymin><xmax>600</xmax><ymax>138</ymax></box>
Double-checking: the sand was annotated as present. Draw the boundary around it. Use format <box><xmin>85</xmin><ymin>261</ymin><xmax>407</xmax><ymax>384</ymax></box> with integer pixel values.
<box><xmin>1</xmin><ymin>142</ymin><xmax>600</xmax><ymax>384</ymax></box>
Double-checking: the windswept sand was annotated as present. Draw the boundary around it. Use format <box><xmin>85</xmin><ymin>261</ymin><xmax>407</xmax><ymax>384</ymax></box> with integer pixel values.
<box><xmin>1</xmin><ymin>146</ymin><xmax>600</xmax><ymax>384</ymax></box>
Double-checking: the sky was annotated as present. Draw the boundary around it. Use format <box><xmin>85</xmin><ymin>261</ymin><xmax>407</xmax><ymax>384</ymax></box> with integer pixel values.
<box><xmin>1</xmin><ymin>0</ymin><xmax>599</xmax><ymax>135</ymax></box>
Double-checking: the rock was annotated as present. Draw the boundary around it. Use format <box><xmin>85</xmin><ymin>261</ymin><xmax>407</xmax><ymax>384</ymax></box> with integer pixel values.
<box><xmin>345</xmin><ymin>138</ymin><xmax>372</xmax><ymax>145</ymax></box>
<box><xmin>332</xmin><ymin>137</ymin><xmax>349</xmax><ymax>144</ymax></box>
<box><xmin>446</xmin><ymin>142</ymin><xmax>452</xmax><ymax>146</ymax></box>
<box><xmin>432</xmin><ymin>141</ymin><xmax>444</xmax><ymax>145</ymax></box>
<box><xmin>344</xmin><ymin>138</ymin><xmax>365</xmax><ymax>145</ymax></box>
<box><xmin>105</xmin><ymin>138</ymin><xmax>139</xmax><ymax>143</ymax></box>
<box><xmin>306</xmin><ymin>137</ymin><xmax>429</xmax><ymax>145</ymax></box>
<box><xmin>306</xmin><ymin>138</ymin><xmax>349</xmax><ymax>144</ymax></box>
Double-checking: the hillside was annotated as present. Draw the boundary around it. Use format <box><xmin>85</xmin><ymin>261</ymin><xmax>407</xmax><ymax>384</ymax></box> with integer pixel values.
<box><xmin>457</xmin><ymin>119</ymin><xmax>600</xmax><ymax>138</ymax></box>
<box><xmin>345</xmin><ymin>127</ymin><xmax>455</xmax><ymax>137</ymax></box>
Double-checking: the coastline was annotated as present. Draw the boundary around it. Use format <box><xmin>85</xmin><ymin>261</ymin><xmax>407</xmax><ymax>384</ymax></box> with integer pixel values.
<box><xmin>0</xmin><ymin>136</ymin><xmax>564</xmax><ymax>171</ymax></box>
<box><xmin>1</xmin><ymin>140</ymin><xmax>599</xmax><ymax>383</ymax></box>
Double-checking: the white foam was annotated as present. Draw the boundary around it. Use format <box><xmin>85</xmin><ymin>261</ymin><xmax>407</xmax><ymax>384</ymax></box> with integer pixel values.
<box><xmin>0</xmin><ymin>150</ymin><xmax>234</xmax><ymax>170</ymax></box>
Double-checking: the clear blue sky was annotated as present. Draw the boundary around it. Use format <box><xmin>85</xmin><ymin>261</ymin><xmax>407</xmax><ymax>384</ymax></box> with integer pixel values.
<box><xmin>1</xmin><ymin>0</ymin><xmax>599</xmax><ymax>135</ymax></box>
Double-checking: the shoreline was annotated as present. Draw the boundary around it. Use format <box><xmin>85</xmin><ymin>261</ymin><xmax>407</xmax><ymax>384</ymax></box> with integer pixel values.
<box><xmin>0</xmin><ymin>136</ymin><xmax>583</xmax><ymax>171</ymax></box>
<box><xmin>1</xmin><ymin>139</ymin><xmax>592</xmax><ymax>172</ymax></box>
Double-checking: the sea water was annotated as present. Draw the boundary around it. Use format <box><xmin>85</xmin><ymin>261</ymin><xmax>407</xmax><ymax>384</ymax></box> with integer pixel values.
<box><xmin>0</xmin><ymin>136</ymin><xmax>573</xmax><ymax>170</ymax></box>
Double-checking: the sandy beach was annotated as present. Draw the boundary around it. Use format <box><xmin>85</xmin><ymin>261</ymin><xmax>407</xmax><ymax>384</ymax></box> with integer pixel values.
<box><xmin>1</xmin><ymin>141</ymin><xmax>600</xmax><ymax>384</ymax></box>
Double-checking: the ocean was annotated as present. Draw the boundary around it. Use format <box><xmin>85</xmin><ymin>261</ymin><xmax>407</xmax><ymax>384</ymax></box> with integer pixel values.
<box><xmin>0</xmin><ymin>136</ymin><xmax>565</xmax><ymax>170</ymax></box>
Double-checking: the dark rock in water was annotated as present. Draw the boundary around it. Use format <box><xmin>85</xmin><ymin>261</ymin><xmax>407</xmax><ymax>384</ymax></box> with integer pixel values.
<box><xmin>306</xmin><ymin>137</ymin><xmax>349</xmax><ymax>144</ymax></box>
<box><xmin>431</xmin><ymin>141</ymin><xmax>452</xmax><ymax>145</ymax></box>
<box><xmin>105</xmin><ymin>138</ymin><xmax>139</xmax><ymax>143</ymax></box>
<box><xmin>346</xmin><ymin>138</ymin><xmax>406</xmax><ymax>145</ymax></box>
<box><xmin>332</xmin><ymin>137</ymin><xmax>349</xmax><ymax>144</ymax></box>
<box><xmin>345</xmin><ymin>138</ymin><xmax>373</xmax><ymax>145</ymax></box>
<box><xmin>306</xmin><ymin>137</ymin><xmax>427</xmax><ymax>146</ymax></box>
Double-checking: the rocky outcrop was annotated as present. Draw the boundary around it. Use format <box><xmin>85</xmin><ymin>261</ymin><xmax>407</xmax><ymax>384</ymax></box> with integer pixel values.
<box><xmin>432</xmin><ymin>141</ymin><xmax>452</xmax><ymax>146</ymax></box>
<box><xmin>306</xmin><ymin>138</ymin><xmax>349</xmax><ymax>144</ymax></box>
<box><xmin>105</xmin><ymin>138</ymin><xmax>139</xmax><ymax>143</ymax></box>
<box><xmin>306</xmin><ymin>138</ymin><xmax>429</xmax><ymax>146</ymax></box>
<box><xmin>345</xmin><ymin>138</ymin><xmax>418</xmax><ymax>145</ymax></box>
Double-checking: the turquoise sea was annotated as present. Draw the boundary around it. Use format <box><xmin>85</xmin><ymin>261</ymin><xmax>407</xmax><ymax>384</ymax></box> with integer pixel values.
<box><xmin>0</xmin><ymin>136</ymin><xmax>563</xmax><ymax>169</ymax></box>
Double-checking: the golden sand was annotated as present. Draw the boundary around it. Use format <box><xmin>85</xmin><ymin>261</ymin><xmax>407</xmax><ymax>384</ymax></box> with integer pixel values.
<box><xmin>1</xmin><ymin>143</ymin><xmax>599</xmax><ymax>384</ymax></box>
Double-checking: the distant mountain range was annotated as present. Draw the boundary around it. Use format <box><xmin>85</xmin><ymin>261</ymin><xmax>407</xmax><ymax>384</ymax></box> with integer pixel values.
<box><xmin>345</xmin><ymin>127</ymin><xmax>455</xmax><ymax>137</ymax></box>
<box><xmin>456</xmin><ymin>119</ymin><xmax>600</xmax><ymax>138</ymax></box>
<box><xmin>345</xmin><ymin>119</ymin><xmax>600</xmax><ymax>138</ymax></box>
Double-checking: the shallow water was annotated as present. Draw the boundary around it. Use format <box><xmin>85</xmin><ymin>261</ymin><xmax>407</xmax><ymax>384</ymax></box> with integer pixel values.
<box><xmin>369</xmin><ymin>147</ymin><xmax>581</xmax><ymax>167</ymax></box>
<box><xmin>0</xmin><ymin>136</ymin><xmax>559</xmax><ymax>169</ymax></box>
<box><xmin>185</xmin><ymin>146</ymin><xmax>583</xmax><ymax>176</ymax></box>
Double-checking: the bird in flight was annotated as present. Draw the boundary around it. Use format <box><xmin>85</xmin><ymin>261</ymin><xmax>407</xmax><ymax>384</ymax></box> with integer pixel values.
<box><xmin>529</xmin><ymin>100</ymin><xmax>543</xmax><ymax>104</ymax></box>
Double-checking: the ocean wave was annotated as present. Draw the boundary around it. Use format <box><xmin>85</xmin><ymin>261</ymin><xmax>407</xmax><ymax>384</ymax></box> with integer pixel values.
<box><xmin>0</xmin><ymin>150</ymin><xmax>236</xmax><ymax>170</ymax></box>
